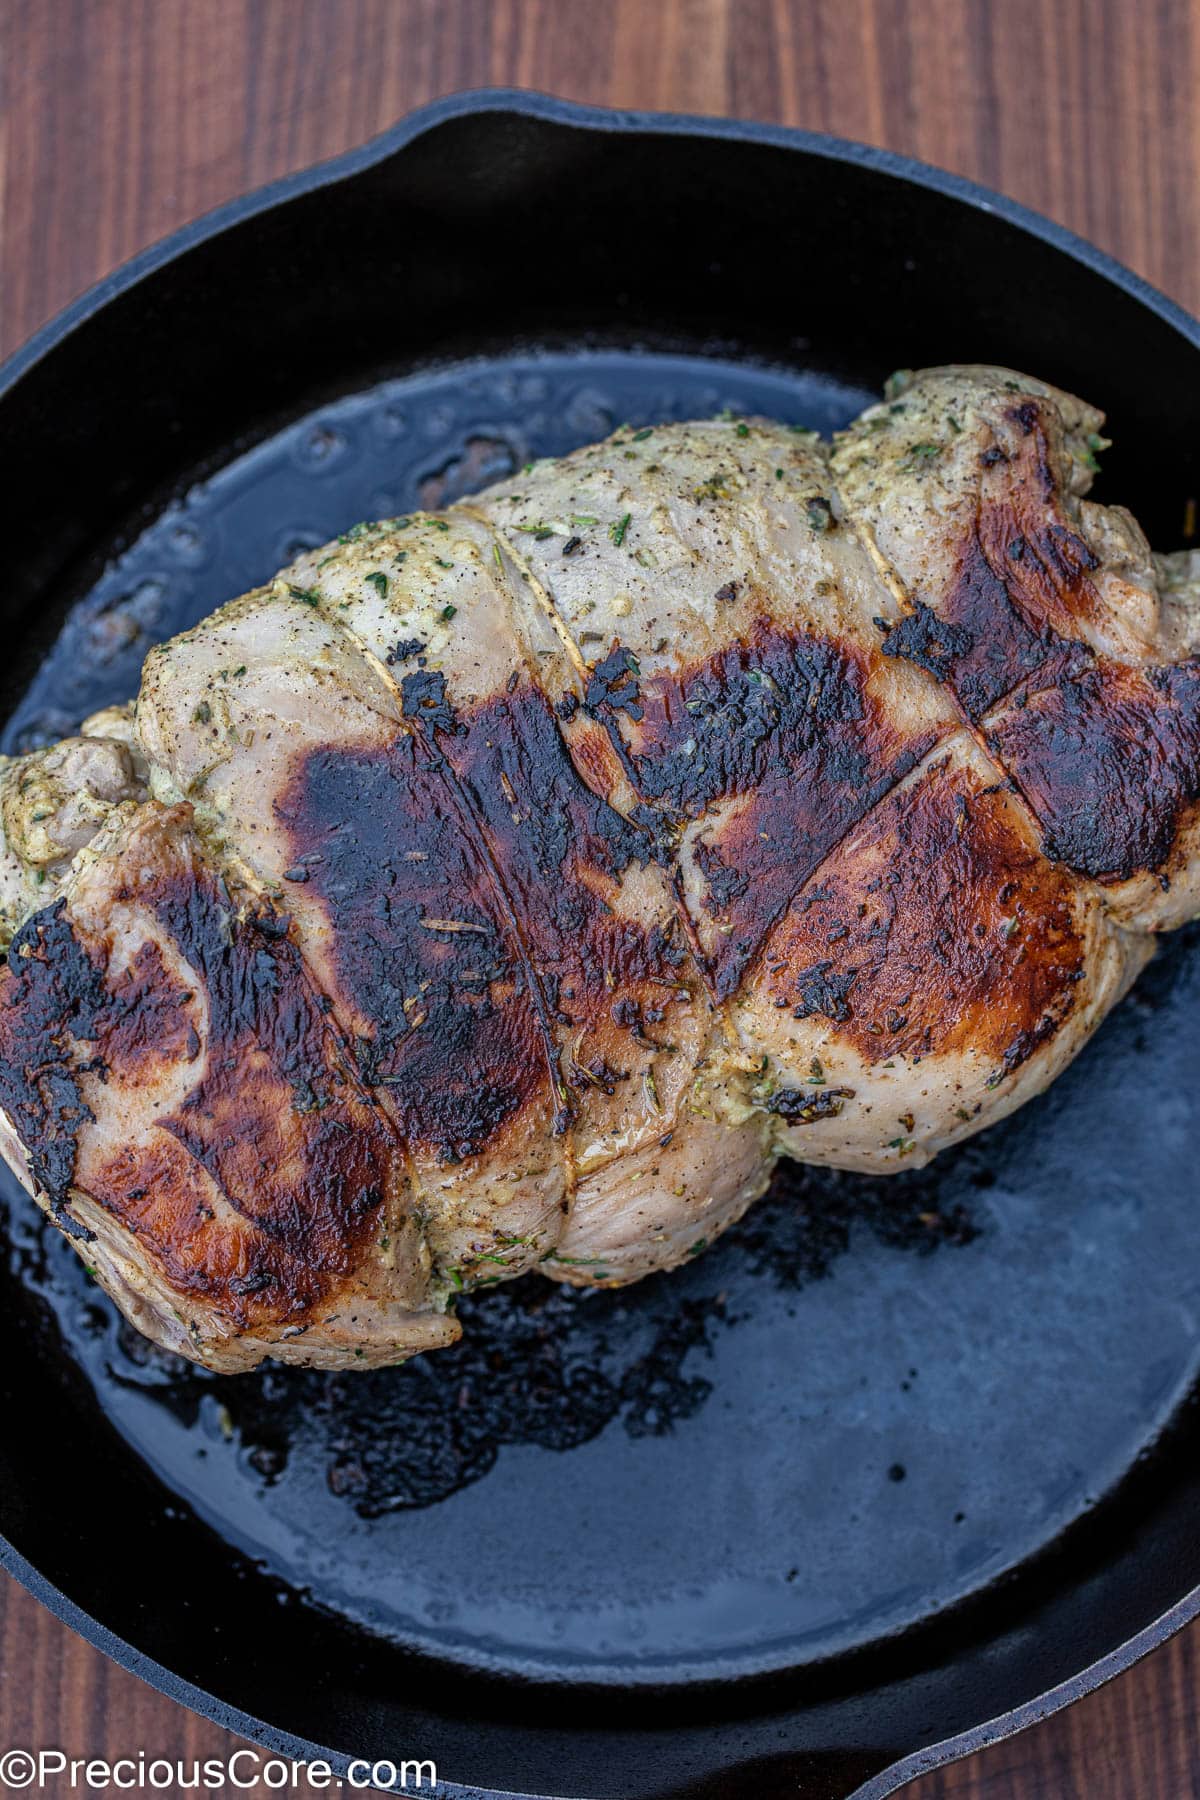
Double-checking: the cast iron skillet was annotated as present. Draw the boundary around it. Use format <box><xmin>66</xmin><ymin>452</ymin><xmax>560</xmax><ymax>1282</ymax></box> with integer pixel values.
<box><xmin>1</xmin><ymin>90</ymin><xmax>1199</xmax><ymax>1800</ymax></box>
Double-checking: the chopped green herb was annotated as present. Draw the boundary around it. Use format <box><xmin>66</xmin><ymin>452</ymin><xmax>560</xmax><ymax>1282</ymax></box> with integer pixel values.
<box><xmin>289</xmin><ymin>584</ymin><xmax>322</xmax><ymax>607</ymax></box>
<box><xmin>434</xmin><ymin>557</ymin><xmax>454</xmax><ymax>570</ymax></box>
<box><xmin>571</xmin><ymin>513</ymin><xmax>598</xmax><ymax>527</ymax></box>
<box><xmin>609</xmin><ymin>512</ymin><xmax>632</xmax><ymax>547</ymax></box>
<box><xmin>440</xmin><ymin>604</ymin><xmax>457</xmax><ymax>621</ymax></box>
<box><xmin>631</xmin><ymin>427</ymin><xmax>653</xmax><ymax>441</ymax></box>
<box><xmin>735</xmin><ymin>421</ymin><xmax>750</xmax><ymax>438</ymax></box>
<box><xmin>366</xmin><ymin>570</ymin><xmax>389</xmax><ymax>598</ymax></box>
<box><xmin>1082</xmin><ymin>430</ymin><xmax>1111</xmax><ymax>472</ymax></box>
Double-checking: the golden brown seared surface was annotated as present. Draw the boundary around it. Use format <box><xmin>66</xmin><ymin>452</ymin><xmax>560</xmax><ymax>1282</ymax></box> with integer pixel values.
<box><xmin>0</xmin><ymin>365</ymin><xmax>1193</xmax><ymax>1368</ymax></box>
<box><xmin>833</xmin><ymin>366</ymin><xmax>1200</xmax><ymax>922</ymax></box>
<box><xmin>758</xmin><ymin>740</ymin><xmax>1092</xmax><ymax>1071</ymax></box>
<box><xmin>0</xmin><ymin>805</ymin><xmax>451</xmax><ymax>1368</ymax></box>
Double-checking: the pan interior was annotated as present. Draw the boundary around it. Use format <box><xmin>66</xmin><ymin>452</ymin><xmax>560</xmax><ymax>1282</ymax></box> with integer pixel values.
<box><xmin>3</xmin><ymin>347</ymin><xmax>1199</xmax><ymax>1689</ymax></box>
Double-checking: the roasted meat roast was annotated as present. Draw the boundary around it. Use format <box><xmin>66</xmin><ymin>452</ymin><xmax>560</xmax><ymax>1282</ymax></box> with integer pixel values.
<box><xmin>0</xmin><ymin>366</ymin><xmax>1196</xmax><ymax>1370</ymax></box>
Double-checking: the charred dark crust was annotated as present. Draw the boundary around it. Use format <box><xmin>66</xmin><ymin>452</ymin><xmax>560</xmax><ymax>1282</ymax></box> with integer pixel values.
<box><xmin>875</xmin><ymin>395</ymin><xmax>1200</xmax><ymax>883</ymax></box>
<box><xmin>279</xmin><ymin>680</ymin><xmax>695</xmax><ymax>1163</ymax></box>
<box><xmin>0</xmin><ymin>841</ymin><xmax>402</xmax><ymax>1327</ymax></box>
<box><xmin>0</xmin><ymin>900</ymin><xmax>106</xmax><ymax>1234</ymax></box>
<box><xmin>768</xmin><ymin>1086</ymin><xmax>856</xmax><ymax>1124</ymax></box>
<box><xmin>96</xmin><ymin>939</ymin><xmax>200</xmax><ymax>1076</ymax></box>
<box><xmin>878</xmin><ymin>602</ymin><xmax>974</xmax><ymax>684</ymax></box>
<box><xmin>757</xmin><ymin>753</ymin><xmax>1089</xmax><ymax>1071</ymax></box>
<box><xmin>148</xmin><ymin>877</ymin><xmax>391</xmax><ymax>1261</ymax></box>
<box><xmin>880</xmin><ymin>563</ymin><xmax>1088</xmax><ymax>725</ymax></box>
<box><xmin>118</xmin><ymin>860</ymin><xmax>397</xmax><ymax>1324</ymax></box>
<box><xmin>584</xmin><ymin>645</ymin><xmax>643</xmax><ymax>720</ymax></box>
<box><xmin>400</xmin><ymin>667</ymin><xmax>458</xmax><ymax>734</ymax></box>
<box><xmin>280</xmin><ymin>732</ymin><xmax>552</xmax><ymax>1162</ymax></box>
<box><xmin>622</xmin><ymin>623</ymin><xmax>878</xmax><ymax>817</ymax></box>
<box><xmin>615</xmin><ymin>622</ymin><xmax>941</xmax><ymax>997</ymax></box>
<box><xmin>279</xmin><ymin>624</ymin><xmax>957</xmax><ymax>1161</ymax></box>
<box><xmin>879</xmin><ymin>405</ymin><xmax>1100</xmax><ymax>725</ymax></box>
<box><xmin>988</xmin><ymin>659</ymin><xmax>1200</xmax><ymax>882</ymax></box>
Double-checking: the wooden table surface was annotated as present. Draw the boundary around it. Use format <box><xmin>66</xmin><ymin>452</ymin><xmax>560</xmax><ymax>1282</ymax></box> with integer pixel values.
<box><xmin>2</xmin><ymin>1</ymin><xmax>1200</xmax><ymax>1795</ymax></box>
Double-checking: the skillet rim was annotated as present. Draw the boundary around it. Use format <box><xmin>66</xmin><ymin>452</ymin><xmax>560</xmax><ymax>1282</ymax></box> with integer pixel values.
<box><xmin>7</xmin><ymin>86</ymin><xmax>1200</xmax><ymax>401</ymax></box>
<box><xmin>1</xmin><ymin>84</ymin><xmax>1199</xmax><ymax>1800</ymax></box>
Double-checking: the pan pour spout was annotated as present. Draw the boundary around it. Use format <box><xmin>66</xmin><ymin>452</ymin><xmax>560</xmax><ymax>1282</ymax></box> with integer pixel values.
<box><xmin>0</xmin><ymin>364</ymin><xmax>1197</xmax><ymax>1371</ymax></box>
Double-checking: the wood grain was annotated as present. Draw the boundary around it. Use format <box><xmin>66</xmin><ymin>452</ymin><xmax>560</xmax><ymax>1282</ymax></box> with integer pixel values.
<box><xmin>1</xmin><ymin>2</ymin><xmax>1199</xmax><ymax>1796</ymax></box>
